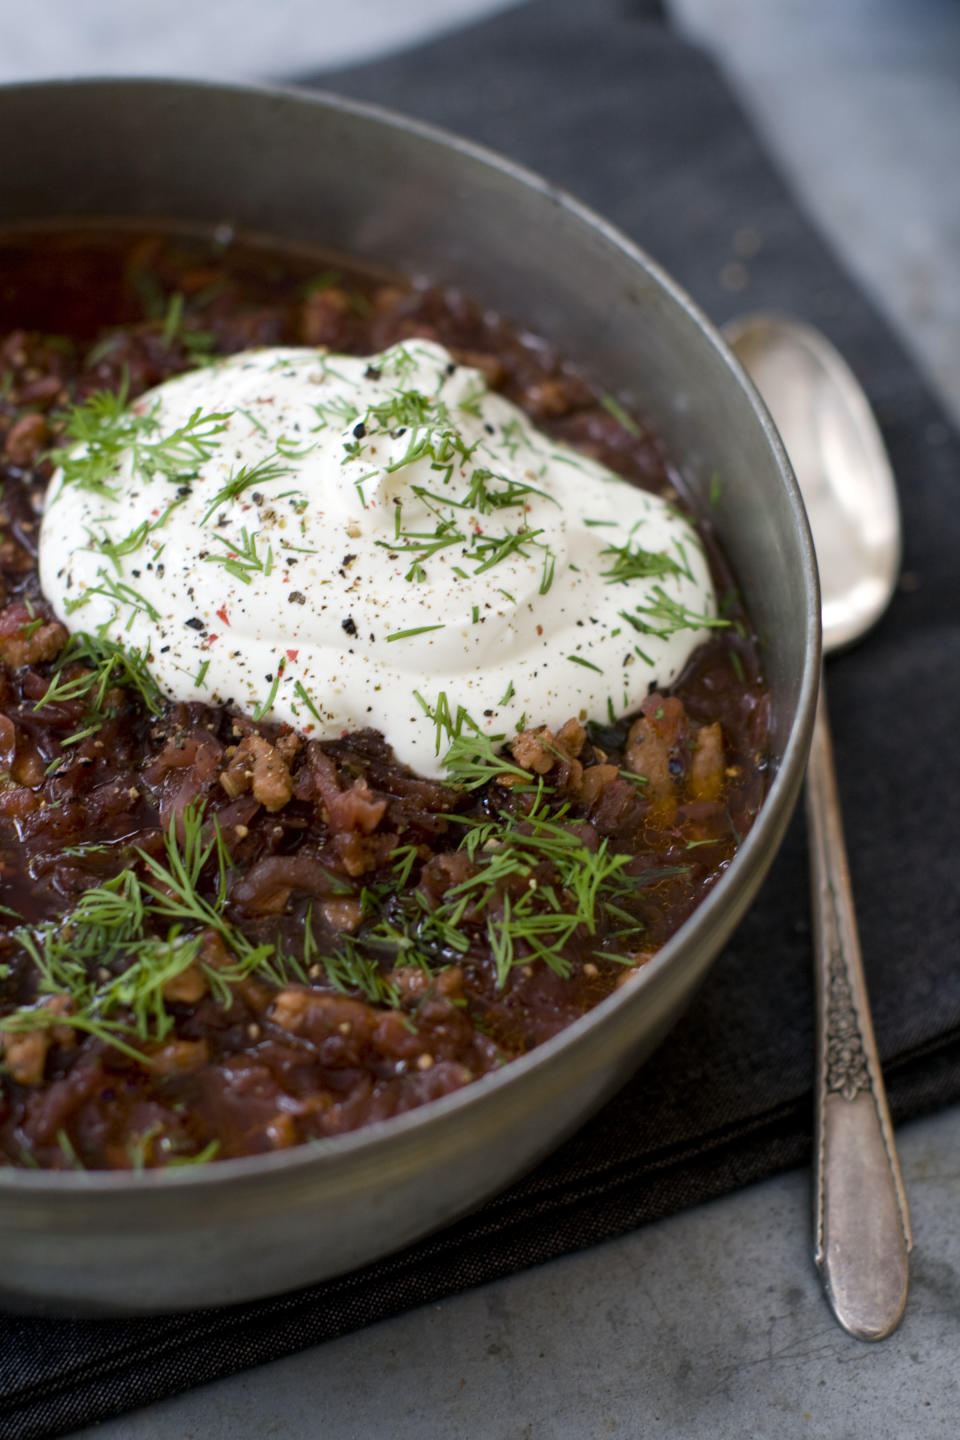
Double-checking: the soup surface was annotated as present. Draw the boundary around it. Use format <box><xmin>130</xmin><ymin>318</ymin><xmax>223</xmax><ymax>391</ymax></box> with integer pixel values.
<box><xmin>0</xmin><ymin>229</ymin><xmax>770</xmax><ymax>1170</ymax></box>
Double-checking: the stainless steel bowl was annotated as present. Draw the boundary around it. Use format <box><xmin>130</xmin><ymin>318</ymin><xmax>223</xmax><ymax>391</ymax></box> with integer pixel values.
<box><xmin>0</xmin><ymin>78</ymin><xmax>820</xmax><ymax>1314</ymax></box>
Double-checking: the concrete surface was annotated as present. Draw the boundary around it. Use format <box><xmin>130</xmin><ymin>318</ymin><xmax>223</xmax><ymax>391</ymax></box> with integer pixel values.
<box><xmin>0</xmin><ymin>0</ymin><xmax>515</xmax><ymax>89</ymax></box>
<box><xmin>73</xmin><ymin>1104</ymin><xmax>960</xmax><ymax>1439</ymax></box>
<box><xmin>672</xmin><ymin>0</ymin><xmax>960</xmax><ymax>427</ymax></box>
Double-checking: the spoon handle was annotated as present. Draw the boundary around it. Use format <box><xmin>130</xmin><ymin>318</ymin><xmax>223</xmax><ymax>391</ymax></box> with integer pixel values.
<box><xmin>807</xmin><ymin>670</ymin><xmax>911</xmax><ymax>1340</ymax></box>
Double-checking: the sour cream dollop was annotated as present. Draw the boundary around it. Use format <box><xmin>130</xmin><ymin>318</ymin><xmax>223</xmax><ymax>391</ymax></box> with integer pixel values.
<box><xmin>40</xmin><ymin>341</ymin><xmax>718</xmax><ymax>777</ymax></box>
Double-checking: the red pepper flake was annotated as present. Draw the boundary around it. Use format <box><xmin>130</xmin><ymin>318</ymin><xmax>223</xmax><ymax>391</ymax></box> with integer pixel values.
<box><xmin>536</xmin><ymin>624</ymin><xmax>543</xmax><ymax>636</ymax></box>
<box><xmin>206</xmin><ymin>633</ymin><xmax>220</xmax><ymax>646</ymax></box>
<box><xmin>216</xmin><ymin>606</ymin><xmax>230</xmax><ymax>627</ymax></box>
<box><xmin>286</xmin><ymin>648</ymin><xmax>299</xmax><ymax>662</ymax></box>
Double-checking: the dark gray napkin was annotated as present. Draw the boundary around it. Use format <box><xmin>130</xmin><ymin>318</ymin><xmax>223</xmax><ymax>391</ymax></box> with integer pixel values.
<box><xmin>2</xmin><ymin>2</ymin><xmax>958</xmax><ymax>1436</ymax></box>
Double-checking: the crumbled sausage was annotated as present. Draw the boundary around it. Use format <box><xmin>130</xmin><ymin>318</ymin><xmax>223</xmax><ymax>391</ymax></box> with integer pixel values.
<box><xmin>274</xmin><ymin>731</ymin><xmax>302</xmax><ymax>766</ymax></box>
<box><xmin>510</xmin><ymin>719</ymin><xmax>585</xmax><ymax>784</ymax></box>
<box><xmin>220</xmin><ymin>733</ymin><xmax>293</xmax><ymax>812</ymax></box>
<box><xmin>524</xmin><ymin>378</ymin><xmax>572</xmax><ymax>418</ymax></box>
<box><xmin>578</xmin><ymin>763</ymin><xmax>620</xmax><ymax>809</ymax></box>
<box><xmin>448</xmin><ymin>348</ymin><xmax>506</xmax><ymax>387</ymax></box>
<box><xmin>265</xmin><ymin>1113</ymin><xmax>297</xmax><ymax>1148</ymax></box>
<box><xmin>1</xmin><ymin>996</ymin><xmax>73</xmax><ymax>1085</ymax></box>
<box><xmin>511</xmin><ymin>726</ymin><xmax>558</xmax><ymax>774</ymax></box>
<box><xmin>321</xmin><ymin>897</ymin><xmax>363</xmax><ymax>933</ymax></box>
<box><xmin>0</xmin><ymin>602</ymin><xmax>67</xmax><ymax>668</ymax></box>
<box><xmin>162</xmin><ymin>964</ymin><xmax>209</xmax><ymax>1005</ymax></box>
<box><xmin>625</xmin><ymin>716</ymin><xmax>673</xmax><ymax>813</ymax></box>
<box><xmin>556</xmin><ymin>718</ymin><xmax>586</xmax><ymax>759</ymax></box>
<box><xmin>147</xmin><ymin>1039</ymin><xmax>210</xmax><ymax>1075</ymax></box>
<box><xmin>4</xmin><ymin>412</ymin><xmax>49</xmax><ymax>466</ymax></box>
<box><xmin>3</xmin><ymin>411</ymin><xmax>48</xmax><ymax>466</ymax></box>
<box><xmin>2</xmin><ymin>1028</ymin><xmax>51</xmax><ymax>1086</ymax></box>
<box><xmin>689</xmin><ymin>722</ymin><xmax>725</xmax><ymax>802</ymax></box>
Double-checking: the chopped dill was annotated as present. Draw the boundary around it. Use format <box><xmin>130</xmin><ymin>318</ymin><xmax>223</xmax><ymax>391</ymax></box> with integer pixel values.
<box><xmin>36</xmin><ymin>631</ymin><xmax>163</xmax><ymax>717</ymax></box>
<box><xmin>252</xmin><ymin>660</ymin><xmax>285</xmax><ymax>721</ymax></box>
<box><xmin>199</xmin><ymin>453</ymin><xmax>294</xmax><ymax>524</ymax></box>
<box><xmin>49</xmin><ymin>387</ymin><xmax>230</xmax><ymax>503</ymax></box>
<box><xmin>600</xmin><ymin>540</ymin><xmax>682</xmax><ymax>586</ymax></box>
<box><xmin>620</xmin><ymin>586</ymin><xmax>729</xmax><ymax>639</ymax></box>
<box><xmin>293</xmin><ymin>680</ymin><xmax>322</xmax><ymax>722</ymax></box>
<box><xmin>386</xmin><ymin>624</ymin><xmax>446</xmax><ymax>643</ymax></box>
<box><xmin>600</xmin><ymin>394</ymin><xmax>642</xmax><ymax>437</ymax></box>
<box><xmin>64</xmin><ymin>567</ymin><xmax>160</xmax><ymax>632</ymax></box>
<box><xmin>161</xmin><ymin>292</ymin><xmax>185</xmax><ymax>348</ymax></box>
<box><xmin>204</xmin><ymin>526</ymin><xmax>274</xmax><ymax>584</ymax></box>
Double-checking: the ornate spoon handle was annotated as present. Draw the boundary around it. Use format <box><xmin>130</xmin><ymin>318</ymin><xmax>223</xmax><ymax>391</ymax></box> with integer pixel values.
<box><xmin>807</xmin><ymin>671</ymin><xmax>911</xmax><ymax>1340</ymax></box>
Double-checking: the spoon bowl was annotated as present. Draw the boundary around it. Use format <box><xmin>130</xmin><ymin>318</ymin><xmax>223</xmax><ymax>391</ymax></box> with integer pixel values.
<box><xmin>724</xmin><ymin>315</ymin><xmax>900</xmax><ymax>651</ymax></box>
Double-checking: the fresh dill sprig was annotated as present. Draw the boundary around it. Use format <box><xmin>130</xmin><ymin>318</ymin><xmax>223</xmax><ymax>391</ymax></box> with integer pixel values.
<box><xmin>600</xmin><ymin>394</ymin><xmax>642</xmax><ymax>437</ymax></box>
<box><xmin>64</xmin><ymin>567</ymin><xmax>160</xmax><ymax>632</ymax></box>
<box><xmin>412</xmin><ymin>689</ymin><xmax>481</xmax><ymax>758</ymax></box>
<box><xmin>88</xmin><ymin>519</ymin><xmax>152</xmax><ymax>571</ymax></box>
<box><xmin>325</xmin><ymin>788</ymin><xmax>675</xmax><ymax>993</ymax></box>
<box><xmin>293</xmin><ymin>680</ymin><xmax>322</xmax><ymax>723</ymax></box>
<box><xmin>199</xmin><ymin>453</ymin><xmax>294</xmax><ymax>524</ymax></box>
<box><xmin>249</xmin><ymin>660</ymin><xmax>287</xmax><ymax>724</ymax></box>
<box><xmin>312</xmin><ymin>394</ymin><xmax>361</xmax><ymax>430</ymax></box>
<box><xmin>0</xmin><ymin>801</ymin><xmax>281</xmax><ymax>1061</ymax></box>
<box><xmin>204</xmin><ymin>526</ymin><xmax>274</xmax><ymax>584</ymax></box>
<box><xmin>621</xmin><ymin>585</ymin><xmax>729</xmax><ymax>639</ymax></box>
<box><xmin>600</xmin><ymin>540</ymin><xmax>683</xmax><ymax>586</ymax></box>
<box><xmin>322</xmin><ymin>936</ymin><xmax>402</xmax><ymax>1007</ymax></box>
<box><xmin>36</xmin><ymin>631</ymin><xmax>163</xmax><ymax>717</ymax></box>
<box><xmin>442</xmin><ymin>731</ymin><xmax>534</xmax><ymax>790</ymax></box>
<box><xmin>164</xmin><ymin>1139</ymin><xmax>221</xmax><ymax>1168</ymax></box>
<box><xmin>386</xmin><ymin>624</ymin><xmax>446</xmax><ymax>643</ymax></box>
<box><xmin>161</xmin><ymin>292</ymin><xmax>185</xmax><ymax>347</ymax></box>
<box><xmin>470</xmin><ymin>525</ymin><xmax>544</xmax><ymax>576</ymax></box>
<box><xmin>375</xmin><ymin>517</ymin><xmax>466</xmax><ymax>580</ymax></box>
<box><xmin>49</xmin><ymin>388</ymin><xmax>230</xmax><ymax>501</ymax></box>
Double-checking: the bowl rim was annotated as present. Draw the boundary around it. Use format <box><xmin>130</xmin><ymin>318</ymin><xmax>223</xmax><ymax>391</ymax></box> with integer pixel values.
<box><xmin>0</xmin><ymin>74</ymin><xmax>821</xmax><ymax>1196</ymax></box>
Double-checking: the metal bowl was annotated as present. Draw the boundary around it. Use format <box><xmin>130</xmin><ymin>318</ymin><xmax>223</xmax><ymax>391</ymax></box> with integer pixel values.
<box><xmin>0</xmin><ymin>78</ymin><xmax>820</xmax><ymax>1314</ymax></box>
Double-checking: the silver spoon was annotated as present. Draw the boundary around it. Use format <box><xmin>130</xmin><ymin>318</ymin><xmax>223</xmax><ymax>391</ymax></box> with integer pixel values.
<box><xmin>725</xmin><ymin>314</ymin><xmax>911</xmax><ymax>1341</ymax></box>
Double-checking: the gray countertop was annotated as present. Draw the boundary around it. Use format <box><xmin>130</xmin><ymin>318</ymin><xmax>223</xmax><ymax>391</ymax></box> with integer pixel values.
<box><xmin>75</xmin><ymin>1107</ymin><xmax>960</xmax><ymax>1439</ymax></box>
<box><xmin>5</xmin><ymin>1</ymin><xmax>959</xmax><ymax>1434</ymax></box>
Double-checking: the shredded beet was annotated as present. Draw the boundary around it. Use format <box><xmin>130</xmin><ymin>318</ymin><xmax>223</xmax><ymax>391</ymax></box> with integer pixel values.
<box><xmin>0</xmin><ymin>230</ymin><xmax>770</xmax><ymax>1169</ymax></box>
